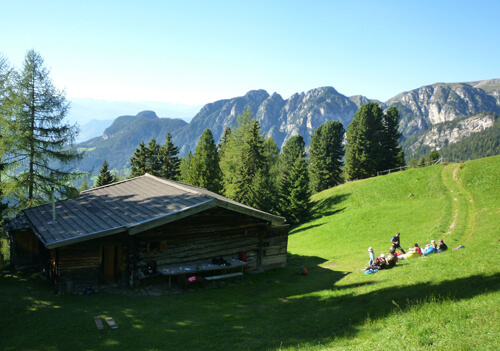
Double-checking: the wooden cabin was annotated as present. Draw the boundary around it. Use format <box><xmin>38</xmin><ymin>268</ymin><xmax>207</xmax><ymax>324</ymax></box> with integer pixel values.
<box><xmin>6</xmin><ymin>174</ymin><xmax>289</xmax><ymax>294</ymax></box>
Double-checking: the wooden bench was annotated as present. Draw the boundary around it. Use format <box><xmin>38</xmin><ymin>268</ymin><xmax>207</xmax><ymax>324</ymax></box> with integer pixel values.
<box><xmin>204</xmin><ymin>272</ymin><xmax>243</xmax><ymax>281</ymax></box>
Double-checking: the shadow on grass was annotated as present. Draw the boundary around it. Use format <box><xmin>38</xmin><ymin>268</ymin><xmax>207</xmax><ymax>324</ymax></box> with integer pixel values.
<box><xmin>311</xmin><ymin>193</ymin><xmax>350</xmax><ymax>219</ymax></box>
<box><xmin>2</xmin><ymin>264</ymin><xmax>500</xmax><ymax>350</ymax></box>
<box><xmin>289</xmin><ymin>223</ymin><xmax>325</xmax><ymax>235</ymax></box>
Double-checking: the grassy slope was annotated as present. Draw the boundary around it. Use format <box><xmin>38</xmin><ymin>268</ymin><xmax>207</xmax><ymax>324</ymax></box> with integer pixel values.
<box><xmin>0</xmin><ymin>156</ymin><xmax>498</xmax><ymax>351</ymax></box>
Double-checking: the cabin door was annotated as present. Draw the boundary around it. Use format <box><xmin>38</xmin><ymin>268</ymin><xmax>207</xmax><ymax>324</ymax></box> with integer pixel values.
<box><xmin>101</xmin><ymin>245</ymin><xmax>119</xmax><ymax>284</ymax></box>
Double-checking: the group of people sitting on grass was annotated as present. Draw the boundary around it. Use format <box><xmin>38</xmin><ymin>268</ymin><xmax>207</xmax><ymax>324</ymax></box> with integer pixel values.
<box><xmin>364</xmin><ymin>232</ymin><xmax>448</xmax><ymax>273</ymax></box>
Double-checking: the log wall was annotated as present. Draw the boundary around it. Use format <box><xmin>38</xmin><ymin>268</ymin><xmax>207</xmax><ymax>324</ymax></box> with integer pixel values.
<box><xmin>261</xmin><ymin>225</ymin><xmax>289</xmax><ymax>270</ymax></box>
<box><xmin>54</xmin><ymin>233</ymin><xmax>129</xmax><ymax>294</ymax></box>
<box><xmin>133</xmin><ymin>207</ymin><xmax>271</xmax><ymax>281</ymax></box>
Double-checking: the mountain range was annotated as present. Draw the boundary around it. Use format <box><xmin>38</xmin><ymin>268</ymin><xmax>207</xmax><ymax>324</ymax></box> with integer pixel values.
<box><xmin>75</xmin><ymin>79</ymin><xmax>500</xmax><ymax>176</ymax></box>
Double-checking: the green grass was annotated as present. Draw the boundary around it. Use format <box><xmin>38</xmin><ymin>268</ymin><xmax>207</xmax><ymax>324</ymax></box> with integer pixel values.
<box><xmin>1</xmin><ymin>156</ymin><xmax>499</xmax><ymax>350</ymax></box>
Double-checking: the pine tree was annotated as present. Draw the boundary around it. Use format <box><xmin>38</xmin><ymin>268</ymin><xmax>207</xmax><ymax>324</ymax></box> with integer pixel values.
<box><xmin>188</xmin><ymin>129</ymin><xmax>222</xmax><ymax>193</ymax></box>
<box><xmin>309</xmin><ymin>120</ymin><xmax>345</xmax><ymax>193</ymax></box>
<box><xmin>95</xmin><ymin>160</ymin><xmax>116</xmax><ymax>187</ymax></box>
<box><xmin>158</xmin><ymin>132</ymin><xmax>180</xmax><ymax>180</ymax></box>
<box><xmin>4</xmin><ymin>50</ymin><xmax>83</xmax><ymax>209</ymax></box>
<box><xmin>345</xmin><ymin>102</ymin><xmax>383</xmax><ymax>180</ymax></box>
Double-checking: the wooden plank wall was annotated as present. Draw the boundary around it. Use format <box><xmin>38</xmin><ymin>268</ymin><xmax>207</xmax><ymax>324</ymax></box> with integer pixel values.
<box><xmin>260</xmin><ymin>224</ymin><xmax>289</xmax><ymax>270</ymax></box>
<box><xmin>55</xmin><ymin>234</ymin><xmax>129</xmax><ymax>294</ymax></box>
<box><xmin>133</xmin><ymin>207</ymin><xmax>267</xmax><ymax>281</ymax></box>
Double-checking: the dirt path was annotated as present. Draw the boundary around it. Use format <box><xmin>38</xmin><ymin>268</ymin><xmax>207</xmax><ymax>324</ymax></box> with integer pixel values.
<box><xmin>440</xmin><ymin>163</ymin><xmax>475</xmax><ymax>243</ymax></box>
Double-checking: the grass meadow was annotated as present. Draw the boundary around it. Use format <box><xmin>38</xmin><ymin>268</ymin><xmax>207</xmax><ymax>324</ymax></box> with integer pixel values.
<box><xmin>0</xmin><ymin>155</ymin><xmax>499</xmax><ymax>350</ymax></box>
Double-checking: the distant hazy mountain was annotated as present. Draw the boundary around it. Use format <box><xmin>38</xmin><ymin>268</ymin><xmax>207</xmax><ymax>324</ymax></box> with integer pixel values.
<box><xmin>73</xmin><ymin>79</ymin><xmax>500</xmax><ymax>176</ymax></box>
<box><xmin>77</xmin><ymin>111</ymin><xmax>187</xmax><ymax>174</ymax></box>
<box><xmin>77</xmin><ymin>119</ymin><xmax>114</xmax><ymax>143</ymax></box>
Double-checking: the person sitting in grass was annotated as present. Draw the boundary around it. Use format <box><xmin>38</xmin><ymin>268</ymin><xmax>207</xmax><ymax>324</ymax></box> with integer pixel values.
<box><xmin>423</xmin><ymin>240</ymin><xmax>438</xmax><ymax>256</ymax></box>
<box><xmin>437</xmin><ymin>239</ymin><xmax>448</xmax><ymax>252</ymax></box>
<box><xmin>401</xmin><ymin>243</ymin><xmax>422</xmax><ymax>259</ymax></box>
<box><xmin>385</xmin><ymin>252</ymin><xmax>398</xmax><ymax>268</ymax></box>
<box><xmin>368</xmin><ymin>247</ymin><xmax>375</xmax><ymax>266</ymax></box>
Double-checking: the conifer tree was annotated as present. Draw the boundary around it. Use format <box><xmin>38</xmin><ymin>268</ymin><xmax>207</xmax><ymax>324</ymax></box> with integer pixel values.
<box><xmin>146</xmin><ymin>138</ymin><xmax>161</xmax><ymax>175</ymax></box>
<box><xmin>233</xmin><ymin>120</ymin><xmax>269</xmax><ymax>209</ymax></box>
<box><xmin>3</xmin><ymin>50</ymin><xmax>83</xmax><ymax>208</ymax></box>
<box><xmin>179</xmin><ymin>151</ymin><xmax>193</xmax><ymax>184</ymax></box>
<box><xmin>188</xmin><ymin>129</ymin><xmax>222</xmax><ymax>193</ymax></box>
<box><xmin>78</xmin><ymin>177</ymin><xmax>90</xmax><ymax>192</ymax></box>
<box><xmin>129</xmin><ymin>141</ymin><xmax>148</xmax><ymax>177</ymax></box>
<box><xmin>309</xmin><ymin>120</ymin><xmax>345</xmax><ymax>193</ymax></box>
<box><xmin>95</xmin><ymin>160</ymin><xmax>116</xmax><ymax>187</ymax></box>
<box><xmin>283</xmin><ymin>156</ymin><xmax>311</xmax><ymax>224</ymax></box>
<box><xmin>427</xmin><ymin>150</ymin><xmax>440</xmax><ymax>162</ymax></box>
<box><xmin>276</xmin><ymin>135</ymin><xmax>310</xmax><ymax>222</ymax></box>
<box><xmin>345</xmin><ymin>102</ymin><xmax>383</xmax><ymax>180</ymax></box>
<box><xmin>218</xmin><ymin>107</ymin><xmax>274</xmax><ymax>211</ymax></box>
<box><xmin>379</xmin><ymin>106</ymin><xmax>405</xmax><ymax>170</ymax></box>
<box><xmin>158</xmin><ymin>132</ymin><xmax>180</xmax><ymax>180</ymax></box>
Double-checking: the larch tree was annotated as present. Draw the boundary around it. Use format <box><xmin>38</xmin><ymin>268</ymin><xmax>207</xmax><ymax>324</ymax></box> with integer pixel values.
<box><xmin>0</xmin><ymin>54</ymin><xmax>13</xmax><ymax>216</ymax></box>
<box><xmin>4</xmin><ymin>50</ymin><xmax>83</xmax><ymax>209</ymax></box>
<box><xmin>309</xmin><ymin>120</ymin><xmax>345</xmax><ymax>193</ymax></box>
<box><xmin>188</xmin><ymin>128</ymin><xmax>222</xmax><ymax>193</ymax></box>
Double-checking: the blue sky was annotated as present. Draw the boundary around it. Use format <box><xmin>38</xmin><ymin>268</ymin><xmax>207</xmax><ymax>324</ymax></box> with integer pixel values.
<box><xmin>2</xmin><ymin>0</ymin><xmax>499</xmax><ymax>107</ymax></box>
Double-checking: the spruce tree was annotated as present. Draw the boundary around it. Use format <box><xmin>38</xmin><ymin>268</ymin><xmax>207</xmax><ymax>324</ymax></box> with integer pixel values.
<box><xmin>345</xmin><ymin>102</ymin><xmax>383</xmax><ymax>180</ymax></box>
<box><xmin>380</xmin><ymin>106</ymin><xmax>405</xmax><ymax>170</ymax></box>
<box><xmin>277</xmin><ymin>135</ymin><xmax>310</xmax><ymax>221</ymax></box>
<box><xmin>179</xmin><ymin>151</ymin><xmax>193</xmax><ymax>184</ymax></box>
<box><xmin>218</xmin><ymin>108</ymin><xmax>275</xmax><ymax>211</ymax></box>
<box><xmin>158</xmin><ymin>132</ymin><xmax>180</xmax><ymax>180</ymax></box>
<box><xmin>233</xmin><ymin>120</ymin><xmax>269</xmax><ymax>209</ymax></box>
<box><xmin>220</xmin><ymin>107</ymin><xmax>257</xmax><ymax>199</ymax></box>
<box><xmin>4</xmin><ymin>50</ymin><xmax>83</xmax><ymax>208</ymax></box>
<box><xmin>95</xmin><ymin>160</ymin><xmax>116</xmax><ymax>187</ymax></box>
<box><xmin>309</xmin><ymin>120</ymin><xmax>345</xmax><ymax>193</ymax></box>
<box><xmin>284</xmin><ymin>156</ymin><xmax>312</xmax><ymax>224</ymax></box>
<box><xmin>146</xmin><ymin>138</ymin><xmax>161</xmax><ymax>175</ymax></box>
<box><xmin>188</xmin><ymin>129</ymin><xmax>222</xmax><ymax>193</ymax></box>
<box><xmin>130</xmin><ymin>141</ymin><xmax>148</xmax><ymax>177</ymax></box>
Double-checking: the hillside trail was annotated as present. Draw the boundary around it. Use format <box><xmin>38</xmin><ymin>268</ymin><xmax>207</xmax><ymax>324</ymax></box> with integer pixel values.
<box><xmin>440</xmin><ymin>163</ymin><xmax>476</xmax><ymax>245</ymax></box>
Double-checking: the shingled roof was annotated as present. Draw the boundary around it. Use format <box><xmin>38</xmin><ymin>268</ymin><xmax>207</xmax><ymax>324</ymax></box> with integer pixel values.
<box><xmin>21</xmin><ymin>174</ymin><xmax>285</xmax><ymax>249</ymax></box>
